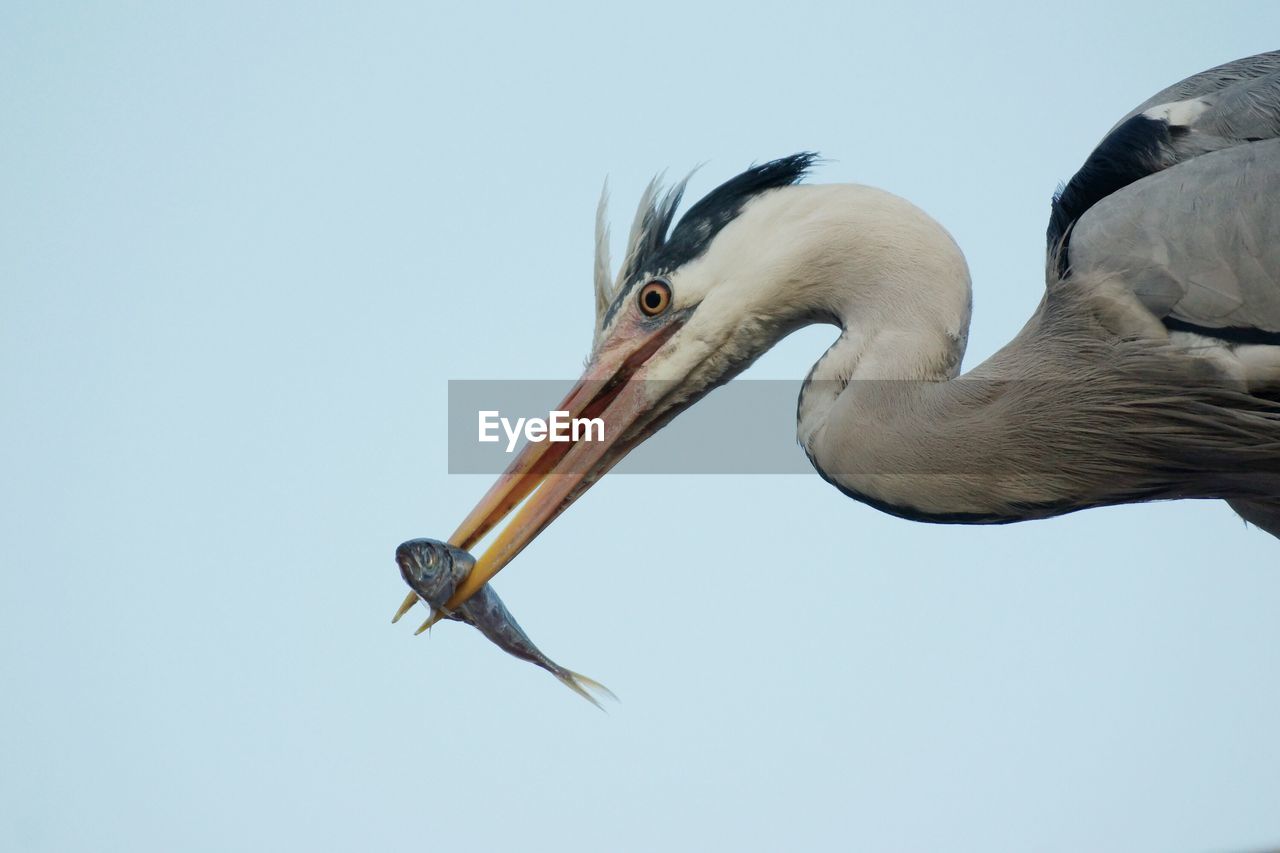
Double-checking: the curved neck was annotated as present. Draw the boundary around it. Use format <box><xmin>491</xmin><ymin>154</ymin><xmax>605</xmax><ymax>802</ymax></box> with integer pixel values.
<box><xmin>775</xmin><ymin>186</ymin><xmax>972</xmax><ymax>449</ymax></box>
<box><xmin>675</xmin><ymin>183</ymin><xmax>1141</xmax><ymax>520</ymax></box>
<box><xmin>774</xmin><ymin>188</ymin><xmax>1081</xmax><ymax>521</ymax></box>
<box><xmin>714</xmin><ymin>186</ymin><xmax>1272</xmax><ymax>522</ymax></box>
<box><xmin>672</xmin><ymin>183</ymin><xmax>1261</xmax><ymax>520</ymax></box>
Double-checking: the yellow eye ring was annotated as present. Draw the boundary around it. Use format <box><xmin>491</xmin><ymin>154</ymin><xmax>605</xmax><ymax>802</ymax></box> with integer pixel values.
<box><xmin>638</xmin><ymin>280</ymin><xmax>672</xmax><ymax>316</ymax></box>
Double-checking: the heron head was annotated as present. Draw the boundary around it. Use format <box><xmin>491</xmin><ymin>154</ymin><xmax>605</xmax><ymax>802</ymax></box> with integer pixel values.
<box><xmin>409</xmin><ymin>154</ymin><xmax>840</xmax><ymax>613</ymax></box>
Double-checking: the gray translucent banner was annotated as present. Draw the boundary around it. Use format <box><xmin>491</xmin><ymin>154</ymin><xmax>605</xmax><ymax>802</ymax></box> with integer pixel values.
<box><xmin>446</xmin><ymin>377</ymin><xmax>1280</xmax><ymax>476</ymax></box>
<box><xmin>448</xmin><ymin>379</ymin><xmax>809</xmax><ymax>474</ymax></box>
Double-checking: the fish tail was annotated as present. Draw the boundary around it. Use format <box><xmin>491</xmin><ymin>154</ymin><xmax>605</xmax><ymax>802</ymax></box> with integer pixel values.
<box><xmin>569</xmin><ymin>671</ymin><xmax>618</xmax><ymax>702</ymax></box>
<box><xmin>553</xmin><ymin>669</ymin><xmax>617</xmax><ymax>710</ymax></box>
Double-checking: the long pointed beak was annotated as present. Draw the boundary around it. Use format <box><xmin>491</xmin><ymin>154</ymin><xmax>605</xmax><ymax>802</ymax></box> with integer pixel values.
<box><xmin>393</xmin><ymin>323</ymin><xmax>682</xmax><ymax>621</ymax></box>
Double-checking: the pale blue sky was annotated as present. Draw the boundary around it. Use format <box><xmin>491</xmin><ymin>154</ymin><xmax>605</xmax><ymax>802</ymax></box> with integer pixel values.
<box><xmin>4</xmin><ymin>3</ymin><xmax>1280</xmax><ymax>851</ymax></box>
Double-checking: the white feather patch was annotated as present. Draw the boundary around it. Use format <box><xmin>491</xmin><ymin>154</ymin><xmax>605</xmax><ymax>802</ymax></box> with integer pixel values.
<box><xmin>1142</xmin><ymin>98</ymin><xmax>1210</xmax><ymax>128</ymax></box>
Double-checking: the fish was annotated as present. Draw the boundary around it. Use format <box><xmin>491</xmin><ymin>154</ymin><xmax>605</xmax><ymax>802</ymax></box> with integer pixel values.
<box><xmin>395</xmin><ymin>537</ymin><xmax>615</xmax><ymax>709</ymax></box>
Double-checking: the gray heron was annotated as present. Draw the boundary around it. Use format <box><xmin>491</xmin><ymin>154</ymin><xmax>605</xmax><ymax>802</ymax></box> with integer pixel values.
<box><xmin>398</xmin><ymin>49</ymin><xmax>1280</xmax><ymax>619</ymax></box>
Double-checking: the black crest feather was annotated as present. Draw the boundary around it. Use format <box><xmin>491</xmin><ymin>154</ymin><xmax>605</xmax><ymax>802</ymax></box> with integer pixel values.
<box><xmin>603</xmin><ymin>153</ymin><xmax>819</xmax><ymax>327</ymax></box>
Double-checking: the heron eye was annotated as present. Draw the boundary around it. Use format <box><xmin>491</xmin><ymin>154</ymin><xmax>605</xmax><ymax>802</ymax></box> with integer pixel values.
<box><xmin>638</xmin><ymin>280</ymin><xmax>671</xmax><ymax>316</ymax></box>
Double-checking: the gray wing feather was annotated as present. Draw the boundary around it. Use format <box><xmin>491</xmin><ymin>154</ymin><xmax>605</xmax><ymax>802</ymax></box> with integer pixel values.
<box><xmin>1048</xmin><ymin>52</ymin><xmax>1280</xmax><ymax>265</ymax></box>
<box><xmin>1071</xmin><ymin>138</ymin><xmax>1280</xmax><ymax>333</ymax></box>
<box><xmin>1113</xmin><ymin>50</ymin><xmax>1280</xmax><ymax>132</ymax></box>
<box><xmin>1158</xmin><ymin>68</ymin><xmax>1280</xmax><ymax>150</ymax></box>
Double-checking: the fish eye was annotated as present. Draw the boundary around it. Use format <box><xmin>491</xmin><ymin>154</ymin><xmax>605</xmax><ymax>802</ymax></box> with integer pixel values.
<box><xmin>638</xmin><ymin>280</ymin><xmax>672</xmax><ymax>317</ymax></box>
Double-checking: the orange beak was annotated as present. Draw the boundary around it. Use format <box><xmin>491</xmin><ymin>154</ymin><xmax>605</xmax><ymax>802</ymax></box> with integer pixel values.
<box><xmin>394</xmin><ymin>321</ymin><xmax>684</xmax><ymax>625</ymax></box>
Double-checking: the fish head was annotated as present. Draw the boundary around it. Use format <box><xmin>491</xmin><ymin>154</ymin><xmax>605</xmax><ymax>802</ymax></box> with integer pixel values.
<box><xmin>395</xmin><ymin>538</ymin><xmax>475</xmax><ymax>606</ymax></box>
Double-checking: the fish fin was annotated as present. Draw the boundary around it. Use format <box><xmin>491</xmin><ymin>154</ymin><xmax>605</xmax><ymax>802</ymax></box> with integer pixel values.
<box><xmin>414</xmin><ymin>609</ymin><xmax>445</xmax><ymax>635</ymax></box>
<box><xmin>554</xmin><ymin>670</ymin><xmax>617</xmax><ymax>710</ymax></box>
<box><xmin>569</xmin><ymin>671</ymin><xmax>618</xmax><ymax>703</ymax></box>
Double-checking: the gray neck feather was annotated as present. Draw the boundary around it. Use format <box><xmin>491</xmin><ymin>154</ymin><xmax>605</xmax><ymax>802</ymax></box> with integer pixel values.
<box><xmin>805</xmin><ymin>280</ymin><xmax>1280</xmax><ymax>521</ymax></box>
